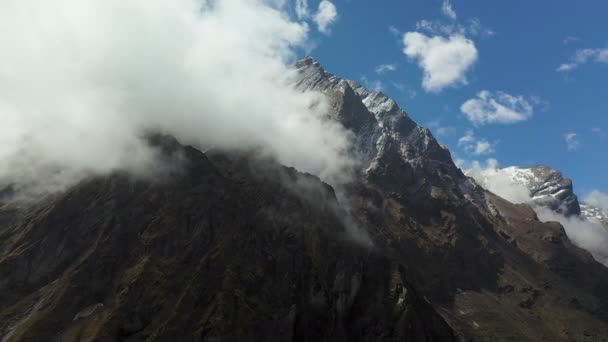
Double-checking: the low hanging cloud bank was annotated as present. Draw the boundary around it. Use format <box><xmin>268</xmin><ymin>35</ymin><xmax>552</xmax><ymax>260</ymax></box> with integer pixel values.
<box><xmin>464</xmin><ymin>159</ymin><xmax>608</xmax><ymax>266</ymax></box>
<box><xmin>0</xmin><ymin>0</ymin><xmax>354</xmax><ymax>197</ymax></box>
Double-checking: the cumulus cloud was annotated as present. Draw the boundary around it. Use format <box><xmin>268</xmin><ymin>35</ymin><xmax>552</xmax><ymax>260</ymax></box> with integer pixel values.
<box><xmin>557</xmin><ymin>48</ymin><xmax>608</xmax><ymax>72</ymax></box>
<box><xmin>441</xmin><ymin>0</ymin><xmax>457</xmax><ymax>20</ymax></box>
<box><xmin>565</xmin><ymin>133</ymin><xmax>581</xmax><ymax>151</ymax></box>
<box><xmin>375</xmin><ymin>63</ymin><xmax>397</xmax><ymax>74</ymax></box>
<box><xmin>460</xmin><ymin>91</ymin><xmax>534</xmax><ymax>126</ymax></box>
<box><xmin>458</xmin><ymin>130</ymin><xmax>495</xmax><ymax>155</ymax></box>
<box><xmin>314</xmin><ymin>0</ymin><xmax>338</xmax><ymax>34</ymax></box>
<box><xmin>402</xmin><ymin>32</ymin><xmax>478</xmax><ymax>92</ymax></box>
<box><xmin>464</xmin><ymin>159</ymin><xmax>608</xmax><ymax>266</ymax></box>
<box><xmin>0</xmin><ymin>0</ymin><xmax>356</xmax><ymax>197</ymax></box>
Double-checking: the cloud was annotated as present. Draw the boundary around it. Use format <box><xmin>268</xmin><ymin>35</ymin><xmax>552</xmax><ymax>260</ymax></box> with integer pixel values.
<box><xmin>464</xmin><ymin>159</ymin><xmax>608</xmax><ymax>266</ymax></box>
<box><xmin>557</xmin><ymin>63</ymin><xmax>577</xmax><ymax>72</ymax></box>
<box><xmin>360</xmin><ymin>76</ymin><xmax>384</xmax><ymax>92</ymax></box>
<box><xmin>295</xmin><ymin>0</ymin><xmax>309</xmax><ymax>19</ymax></box>
<box><xmin>557</xmin><ymin>48</ymin><xmax>608</xmax><ymax>72</ymax></box>
<box><xmin>460</xmin><ymin>91</ymin><xmax>534</xmax><ymax>126</ymax></box>
<box><xmin>563</xmin><ymin>36</ymin><xmax>581</xmax><ymax>45</ymax></box>
<box><xmin>584</xmin><ymin>190</ymin><xmax>608</xmax><ymax>212</ymax></box>
<box><xmin>535</xmin><ymin>207</ymin><xmax>608</xmax><ymax>266</ymax></box>
<box><xmin>402</xmin><ymin>32</ymin><xmax>478</xmax><ymax>92</ymax></box>
<box><xmin>458</xmin><ymin>130</ymin><xmax>495</xmax><ymax>155</ymax></box>
<box><xmin>441</xmin><ymin>0</ymin><xmax>457</xmax><ymax>20</ymax></box>
<box><xmin>463</xmin><ymin>158</ymin><xmax>532</xmax><ymax>203</ymax></box>
<box><xmin>427</xmin><ymin>119</ymin><xmax>456</xmax><ymax>137</ymax></box>
<box><xmin>466</xmin><ymin>18</ymin><xmax>495</xmax><ymax>38</ymax></box>
<box><xmin>0</xmin><ymin>0</ymin><xmax>356</xmax><ymax>197</ymax></box>
<box><xmin>375</xmin><ymin>63</ymin><xmax>397</xmax><ymax>74</ymax></box>
<box><xmin>314</xmin><ymin>0</ymin><xmax>338</xmax><ymax>34</ymax></box>
<box><xmin>389</xmin><ymin>25</ymin><xmax>401</xmax><ymax>37</ymax></box>
<box><xmin>565</xmin><ymin>133</ymin><xmax>581</xmax><ymax>151</ymax></box>
<box><xmin>415</xmin><ymin>18</ymin><xmax>493</xmax><ymax>39</ymax></box>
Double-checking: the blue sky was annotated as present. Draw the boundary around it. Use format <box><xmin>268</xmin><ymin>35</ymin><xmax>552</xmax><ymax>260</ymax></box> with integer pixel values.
<box><xmin>295</xmin><ymin>0</ymin><xmax>608</xmax><ymax>198</ymax></box>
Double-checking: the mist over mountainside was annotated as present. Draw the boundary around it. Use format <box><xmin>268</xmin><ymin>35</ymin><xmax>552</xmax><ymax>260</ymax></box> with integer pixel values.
<box><xmin>465</xmin><ymin>163</ymin><xmax>608</xmax><ymax>266</ymax></box>
<box><xmin>3</xmin><ymin>57</ymin><xmax>608</xmax><ymax>341</ymax></box>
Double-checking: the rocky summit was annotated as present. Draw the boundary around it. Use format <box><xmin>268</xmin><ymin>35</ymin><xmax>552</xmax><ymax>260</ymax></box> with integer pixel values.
<box><xmin>2</xmin><ymin>58</ymin><xmax>608</xmax><ymax>341</ymax></box>
<box><xmin>497</xmin><ymin>165</ymin><xmax>581</xmax><ymax>216</ymax></box>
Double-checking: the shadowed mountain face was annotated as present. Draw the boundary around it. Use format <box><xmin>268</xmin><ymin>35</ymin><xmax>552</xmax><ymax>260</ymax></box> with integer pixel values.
<box><xmin>2</xmin><ymin>58</ymin><xmax>608</xmax><ymax>341</ymax></box>
<box><xmin>0</xmin><ymin>138</ymin><xmax>456</xmax><ymax>341</ymax></box>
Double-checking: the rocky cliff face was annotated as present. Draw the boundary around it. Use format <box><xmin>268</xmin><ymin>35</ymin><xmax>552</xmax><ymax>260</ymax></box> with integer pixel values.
<box><xmin>294</xmin><ymin>57</ymin><xmax>483</xmax><ymax>208</ymax></box>
<box><xmin>3</xmin><ymin>58</ymin><xmax>608</xmax><ymax>341</ymax></box>
<box><xmin>0</xmin><ymin>137</ymin><xmax>456</xmax><ymax>341</ymax></box>
<box><xmin>497</xmin><ymin>165</ymin><xmax>581</xmax><ymax>216</ymax></box>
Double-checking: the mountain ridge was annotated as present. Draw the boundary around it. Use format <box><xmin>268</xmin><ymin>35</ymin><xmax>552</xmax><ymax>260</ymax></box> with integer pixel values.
<box><xmin>2</xmin><ymin>57</ymin><xmax>608</xmax><ymax>341</ymax></box>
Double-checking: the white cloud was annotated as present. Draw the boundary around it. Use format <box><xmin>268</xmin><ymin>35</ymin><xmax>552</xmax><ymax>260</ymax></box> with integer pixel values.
<box><xmin>0</xmin><ymin>0</ymin><xmax>356</xmax><ymax>197</ymax></box>
<box><xmin>295</xmin><ymin>0</ymin><xmax>309</xmax><ymax>19</ymax></box>
<box><xmin>536</xmin><ymin>208</ymin><xmax>608</xmax><ymax>266</ymax></box>
<box><xmin>472</xmin><ymin>140</ymin><xmax>494</xmax><ymax>155</ymax></box>
<box><xmin>557</xmin><ymin>63</ymin><xmax>577</xmax><ymax>72</ymax></box>
<box><xmin>389</xmin><ymin>25</ymin><xmax>401</xmax><ymax>37</ymax></box>
<box><xmin>415</xmin><ymin>18</ymin><xmax>493</xmax><ymax>39</ymax></box>
<box><xmin>466</xmin><ymin>18</ymin><xmax>495</xmax><ymax>38</ymax></box>
<box><xmin>441</xmin><ymin>0</ymin><xmax>457</xmax><ymax>20</ymax></box>
<box><xmin>463</xmin><ymin>158</ymin><xmax>532</xmax><ymax>203</ymax></box>
<box><xmin>464</xmin><ymin>159</ymin><xmax>608</xmax><ymax>266</ymax></box>
<box><xmin>585</xmin><ymin>190</ymin><xmax>608</xmax><ymax>212</ymax></box>
<box><xmin>458</xmin><ymin>130</ymin><xmax>495</xmax><ymax>155</ymax></box>
<box><xmin>314</xmin><ymin>0</ymin><xmax>337</xmax><ymax>34</ymax></box>
<box><xmin>565</xmin><ymin>133</ymin><xmax>581</xmax><ymax>151</ymax></box>
<box><xmin>557</xmin><ymin>48</ymin><xmax>608</xmax><ymax>72</ymax></box>
<box><xmin>360</xmin><ymin>76</ymin><xmax>384</xmax><ymax>92</ymax></box>
<box><xmin>460</xmin><ymin>91</ymin><xmax>534</xmax><ymax>126</ymax></box>
<box><xmin>375</xmin><ymin>63</ymin><xmax>397</xmax><ymax>74</ymax></box>
<box><xmin>427</xmin><ymin>119</ymin><xmax>455</xmax><ymax>137</ymax></box>
<box><xmin>402</xmin><ymin>32</ymin><xmax>478</xmax><ymax>92</ymax></box>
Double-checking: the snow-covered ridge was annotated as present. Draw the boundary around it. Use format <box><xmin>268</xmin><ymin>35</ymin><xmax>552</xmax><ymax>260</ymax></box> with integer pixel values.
<box><xmin>293</xmin><ymin>56</ymin><xmax>488</xmax><ymax>209</ymax></box>
<box><xmin>494</xmin><ymin>165</ymin><xmax>581</xmax><ymax>216</ymax></box>
<box><xmin>581</xmin><ymin>203</ymin><xmax>608</xmax><ymax>226</ymax></box>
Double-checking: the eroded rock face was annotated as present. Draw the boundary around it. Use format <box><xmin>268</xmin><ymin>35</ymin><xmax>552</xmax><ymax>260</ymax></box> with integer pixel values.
<box><xmin>0</xmin><ymin>138</ymin><xmax>456</xmax><ymax>342</ymax></box>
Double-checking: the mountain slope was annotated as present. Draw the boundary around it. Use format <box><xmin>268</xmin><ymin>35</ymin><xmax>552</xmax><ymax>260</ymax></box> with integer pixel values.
<box><xmin>294</xmin><ymin>57</ymin><xmax>608</xmax><ymax>340</ymax></box>
<box><xmin>2</xmin><ymin>58</ymin><xmax>608</xmax><ymax>341</ymax></box>
<box><xmin>0</xmin><ymin>137</ymin><xmax>456</xmax><ymax>341</ymax></box>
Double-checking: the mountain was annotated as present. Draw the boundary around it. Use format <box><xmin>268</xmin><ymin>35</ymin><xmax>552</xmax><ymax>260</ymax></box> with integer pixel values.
<box><xmin>473</xmin><ymin>164</ymin><xmax>606</xmax><ymax>226</ymax></box>
<box><xmin>478</xmin><ymin>165</ymin><xmax>581</xmax><ymax>216</ymax></box>
<box><xmin>2</xmin><ymin>57</ymin><xmax>608</xmax><ymax>341</ymax></box>
<box><xmin>581</xmin><ymin>203</ymin><xmax>608</xmax><ymax>227</ymax></box>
